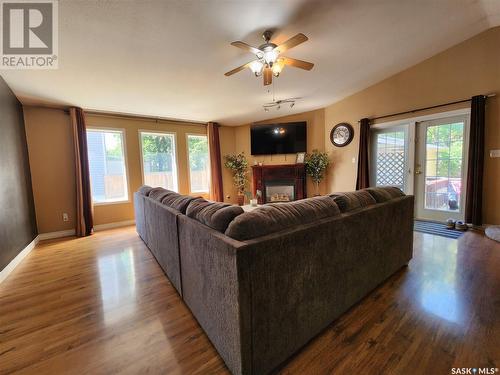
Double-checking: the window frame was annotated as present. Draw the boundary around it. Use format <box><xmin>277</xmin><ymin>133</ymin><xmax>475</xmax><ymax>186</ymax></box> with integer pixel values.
<box><xmin>185</xmin><ymin>133</ymin><xmax>210</xmax><ymax>195</ymax></box>
<box><xmin>138</xmin><ymin>130</ymin><xmax>179</xmax><ymax>192</ymax></box>
<box><xmin>86</xmin><ymin>127</ymin><xmax>130</xmax><ymax>206</ymax></box>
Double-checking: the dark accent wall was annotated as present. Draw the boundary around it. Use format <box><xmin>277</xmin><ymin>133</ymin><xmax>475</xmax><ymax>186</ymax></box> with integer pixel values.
<box><xmin>0</xmin><ymin>75</ymin><xmax>37</xmax><ymax>271</ymax></box>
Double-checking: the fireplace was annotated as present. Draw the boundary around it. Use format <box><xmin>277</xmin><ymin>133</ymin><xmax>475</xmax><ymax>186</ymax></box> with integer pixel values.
<box><xmin>265</xmin><ymin>181</ymin><xmax>295</xmax><ymax>202</ymax></box>
<box><xmin>252</xmin><ymin>164</ymin><xmax>306</xmax><ymax>204</ymax></box>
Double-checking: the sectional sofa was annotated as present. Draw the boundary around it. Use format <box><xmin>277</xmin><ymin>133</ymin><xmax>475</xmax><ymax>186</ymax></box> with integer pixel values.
<box><xmin>134</xmin><ymin>186</ymin><xmax>414</xmax><ymax>375</ymax></box>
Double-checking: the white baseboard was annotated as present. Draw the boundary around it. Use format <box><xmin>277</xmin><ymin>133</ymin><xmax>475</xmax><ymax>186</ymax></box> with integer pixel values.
<box><xmin>0</xmin><ymin>221</ymin><xmax>136</xmax><ymax>284</ymax></box>
<box><xmin>0</xmin><ymin>236</ymin><xmax>39</xmax><ymax>284</ymax></box>
<box><xmin>38</xmin><ymin>229</ymin><xmax>76</xmax><ymax>241</ymax></box>
<box><xmin>94</xmin><ymin>220</ymin><xmax>135</xmax><ymax>231</ymax></box>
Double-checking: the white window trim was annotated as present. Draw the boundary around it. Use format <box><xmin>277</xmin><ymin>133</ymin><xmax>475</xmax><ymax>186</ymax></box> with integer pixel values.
<box><xmin>138</xmin><ymin>130</ymin><xmax>179</xmax><ymax>192</ymax></box>
<box><xmin>186</xmin><ymin>133</ymin><xmax>210</xmax><ymax>195</ymax></box>
<box><xmin>87</xmin><ymin>127</ymin><xmax>130</xmax><ymax>206</ymax></box>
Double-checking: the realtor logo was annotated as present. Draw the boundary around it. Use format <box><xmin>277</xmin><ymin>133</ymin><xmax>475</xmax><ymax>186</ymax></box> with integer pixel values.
<box><xmin>1</xmin><ymin>0</ymin><xmax>58</xmax><ymax>69</ymax></box>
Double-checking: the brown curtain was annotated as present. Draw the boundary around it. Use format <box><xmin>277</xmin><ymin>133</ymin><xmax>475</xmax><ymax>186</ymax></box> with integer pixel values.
<box><xmin>208</xmin><ymin>122</ymin><xmax>224</xmax><ymax>202</ymax></box>
<box><xmin>70</xmin><ymin>107</ymin><xmax>93</xmax><ymax>236</ymax></box>
<box><xmin>356</xmin><ymin>118</ymin><xmax>371</xmax><ymax>190</ymax></box>
<box><xmin>465</xmin><ymin>95</ymin><xmax>486</xmax><ymax>226</ymax></box>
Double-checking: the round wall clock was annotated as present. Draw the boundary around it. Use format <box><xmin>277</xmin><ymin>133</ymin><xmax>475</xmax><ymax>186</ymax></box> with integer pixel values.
<box><xmin>330</xmin><ymin>123</ymin><xmax>354</xmax><ymax>147</ymax></box>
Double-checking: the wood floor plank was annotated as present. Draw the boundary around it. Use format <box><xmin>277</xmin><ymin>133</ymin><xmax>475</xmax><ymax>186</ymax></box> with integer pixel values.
<box><xmin>0</xmin><ymin>227</ymin><xmax>499</xmax><ymax>374</ymax></box>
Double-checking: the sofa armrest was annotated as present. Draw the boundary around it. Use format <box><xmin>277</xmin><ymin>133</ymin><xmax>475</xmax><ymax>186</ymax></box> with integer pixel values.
<box><xmin>178</xmin><ymin>215</ymin><xmax>252</xmax><ymax>375</ymax></box>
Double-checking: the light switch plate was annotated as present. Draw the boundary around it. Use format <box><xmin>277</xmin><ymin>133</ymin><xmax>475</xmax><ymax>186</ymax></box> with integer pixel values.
<box><xmin>490</xmin><ymin>149</ymin><xmax>500</xmax><ymax>158</ymax></box>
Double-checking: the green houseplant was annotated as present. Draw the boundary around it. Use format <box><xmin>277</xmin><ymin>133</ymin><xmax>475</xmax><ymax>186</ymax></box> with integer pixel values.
<box><xmin>224</xmin><ymin>152</ymin><xmax>248</xmax><ymax>205</ymax></box>
<box><xmin>304</xmin><ymin>150</ymin><xmax>330</xmax><ymax>196</ymax></box>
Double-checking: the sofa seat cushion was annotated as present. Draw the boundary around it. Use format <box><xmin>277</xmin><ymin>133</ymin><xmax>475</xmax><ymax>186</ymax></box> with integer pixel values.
<box><xmin>225</xmin><ymin>196</ymin><xmax>341</xmax><ymax>241</ymax></box>
<box><xmin>186</xmin><ymin>199</ymin><xmax>244</xmax><ymax>233</ymax></box>
<box><xmin>329</xmin><ymin>191</ymin><xmax>376</xmax><ymax>213</ymax></box>
<box><xmin>138</xmin><ymin>185</ymin><xmax>153</xmax><ymax>196</ymax></box>
<box><xmin>365</xmin><ymin>186</ymin><xmax>405</xmax><ymax>202</ymax></box>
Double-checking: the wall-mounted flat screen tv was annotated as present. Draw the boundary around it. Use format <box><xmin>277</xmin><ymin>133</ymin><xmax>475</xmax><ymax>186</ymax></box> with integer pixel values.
<box><xmin>251</xmin><ymin>121</ymin><xmax>307</xmax><ymax>155</ymax></box>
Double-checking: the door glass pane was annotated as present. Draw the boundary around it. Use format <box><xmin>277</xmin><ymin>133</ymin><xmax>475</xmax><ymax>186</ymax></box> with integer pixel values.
<box><xmin>374</xmin><ymin>130</ymin><xmax>406</xmax><ymax>191</ymax></box>
<box><xmin>424</xmin><ymin>122</ymin><xmax>464</xmax><ymax>211</ymax></box>
<box><xmin>187</xmin><ymin>135</ymin><xmax>210</xmax><ymax>193</ymax></box>
<box><xmin>140</xmin><ymin>132</ymin><xmax>178</xmax><ymax>191</ymax></box>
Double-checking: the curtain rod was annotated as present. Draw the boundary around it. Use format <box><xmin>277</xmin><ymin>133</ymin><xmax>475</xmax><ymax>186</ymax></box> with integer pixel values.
<box><xmin>365</xmin><ymin>93</ymin><xmax>496</xmax><ymax>123</ymax></box>
<box><xmin>22</xmin><ymin>102</ymin><xmax>207</xmax><ymax>126</ymax></box>
<box><xmin>84</xmin><ymin>110</ymin><xmax>207</xmax><ymax>126</ymax></box>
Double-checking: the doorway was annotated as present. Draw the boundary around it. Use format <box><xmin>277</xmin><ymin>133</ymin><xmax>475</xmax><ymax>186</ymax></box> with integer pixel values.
<box><xmin>370</xmin><ymin>111</ymin><xmax>469</xmax><ymax>222</ymax></box>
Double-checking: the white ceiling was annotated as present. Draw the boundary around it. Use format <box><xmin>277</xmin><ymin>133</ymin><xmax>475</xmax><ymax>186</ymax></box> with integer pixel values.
<box><xmin>1</xmin><ymin>0</ymin><xmax>499</xmax><ymax>125</ymax></box>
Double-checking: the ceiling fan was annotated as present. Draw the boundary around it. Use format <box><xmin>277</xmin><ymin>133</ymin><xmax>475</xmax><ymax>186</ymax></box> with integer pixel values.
<box><xmin>224</xmin><ymin>30</ymin><xmax>314</xmax><ymax>86</ymax></box>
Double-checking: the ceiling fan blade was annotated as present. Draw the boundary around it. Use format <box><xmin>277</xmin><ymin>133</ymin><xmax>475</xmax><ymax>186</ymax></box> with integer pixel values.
<box><xmin>231</xmin><ymin>41</ymin><xmax>263</xmax><ymax>57</ymax></box>
<box><xmin>274</xmin><ymin>33</ymin><xmax>308</xmax><ymax>54</ymax></box>
<box><xmin>263</xmin><ymin>67</ymin><xmax>272</xmax><ymax>86</ymax></box>
<box><xmin>224</xmin><ymin>61</ymin><xmax>254</xmax><ymax>76</ymax></box>
<box><xmin>282</xmin><ymin>57</ymin><xmax>314</xmax><ymax>71</ymax></box>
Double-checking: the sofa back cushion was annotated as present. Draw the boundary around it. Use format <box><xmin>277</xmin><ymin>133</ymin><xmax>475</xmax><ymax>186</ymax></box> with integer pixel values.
<box><xmin>225</xmin><ymin>196</ymin><xmax>341</xmax><ymax>241</ymax></box>
<box><xmin>148</xmin><ymin>187</ymin><xmax>173</xmax><ymax>202</ymax></box>
<box><xmin>186</xmin><ymin>199</ymin><xmax>244</xmax><ymax>233</ymax></box>
<box><xmin>365</xmin><ymin>186</ymin><xmax>405</xmax><ymax>202</ymax></box>
<box><xmin>162</xmin><ymin>193</ymin><xmax>197</xmax><ymax>214</ymax></box>
<box><xmin>329</xmin><ymin>190</ymin><xmax>376</xmax><ymax>213</ymax></box>
<box><xmin>138</xmin><ymin>185</ymin><xmax>153</xmax><ymax>196</ymax></box>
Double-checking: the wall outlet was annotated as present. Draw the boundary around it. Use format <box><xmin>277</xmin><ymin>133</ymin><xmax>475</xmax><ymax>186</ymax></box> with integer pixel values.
<box><xmin>62</xmin><ymin>213</ymin><xmax>69</xmax><ymax>222</ymax></box>
<box><xmin>490</xmin><ymin>149</ymin><xmax>500</xmax><ymax>158</ymax></box>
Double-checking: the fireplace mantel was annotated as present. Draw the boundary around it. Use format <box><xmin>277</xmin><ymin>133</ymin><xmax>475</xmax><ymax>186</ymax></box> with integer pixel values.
<box><xmin>251</xmin><ymin>164</ymin><xmax>306</xmax><ymax>204</ymax></box>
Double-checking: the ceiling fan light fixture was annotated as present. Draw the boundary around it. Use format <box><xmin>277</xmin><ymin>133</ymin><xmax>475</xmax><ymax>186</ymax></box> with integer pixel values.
<box><xmin>249</xmin><ymin>60</ymin><xmax>264</xmax><ymax>76</ymax></box>
<box><xmin>272</xmin><ymin>58</ymin><xmax>285</xmax><ymax>77</ymax></box>
<box><xmin>263</xmin><ymin>49</ymin><xmax>278</xmax><ymax>65</ymax></box>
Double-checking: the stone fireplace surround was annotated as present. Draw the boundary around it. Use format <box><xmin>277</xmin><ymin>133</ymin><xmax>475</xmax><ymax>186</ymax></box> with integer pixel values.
<box><xmin>251</xmin><ymin>164</ymin><xmax>306</xmax><ymax>204</ymax></box>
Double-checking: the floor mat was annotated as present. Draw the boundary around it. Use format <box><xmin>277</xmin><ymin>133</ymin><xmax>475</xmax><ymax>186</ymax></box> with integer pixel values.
<box><xmin>414</xmin><ymin>220</ymin><xmax>464</xmax><ymax>239</ymax></box>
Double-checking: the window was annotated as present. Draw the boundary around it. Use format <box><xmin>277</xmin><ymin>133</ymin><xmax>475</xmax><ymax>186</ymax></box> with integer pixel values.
<box><xmin>139</xmin><ymin>131</ymin><xmax>178</xmax><ymax>191</ymax></box>
<box><xmin>187</xmin><ymin>134</ymin><xmax>210</xmax><ymax>193</ymax></box>
<box><xmin>86</xmin><ymin>129</ymin><xmax>128</xmax><ymax>204</ymax></box>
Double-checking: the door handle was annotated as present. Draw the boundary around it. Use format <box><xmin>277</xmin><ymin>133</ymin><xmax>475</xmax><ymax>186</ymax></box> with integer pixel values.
<box><xmin>415</xmin><ymin>170</ymin><xmax>422</xmax><ymax>175</ymax></box>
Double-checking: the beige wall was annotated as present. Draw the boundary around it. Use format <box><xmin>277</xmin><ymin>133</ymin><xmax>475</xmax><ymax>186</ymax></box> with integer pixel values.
<box><xmin>324</xmin><ymin>26</ymin><xmax>500</xmax><ymax>224</ymax></box>
<box><xmin>23</xmin><ymin>106</ymin><xmax>207</xmax><ymax>232</ymax></box>
<box><xmin>23</xmin><ymin>107</ymin><xmax>76</xmax><ymax>233</ymax></box>
<box><xmin>23</xmin><ymin>26</ymin><xmax>500</xmax><ymax>228</ymax></box>
<box><xmin>225</xmin><ymin>109</ymin><xmax>327</xmax><ymax>199</ymax></box>
<box><xmin>218</xmin><ymin>125</ymin><xmax>237</xmax><ymax>203</ymax></box>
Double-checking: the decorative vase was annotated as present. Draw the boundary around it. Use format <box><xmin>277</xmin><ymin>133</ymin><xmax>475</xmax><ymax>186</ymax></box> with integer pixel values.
<box><xmin>314</xmin><ymin>181</ymin><xmax>321</xmax><ymax>196</ymax></box>
<box><xmin>237</xmin><ymin>194</ymin><xmax>245</xmax><ymax>206</ymax></box>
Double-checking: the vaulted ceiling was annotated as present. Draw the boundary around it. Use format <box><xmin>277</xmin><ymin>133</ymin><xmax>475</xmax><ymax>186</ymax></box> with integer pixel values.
<box><xmin>2</xmin><ymin>0</ymin><xmax>499</xmax><ymax>125</ymax></box>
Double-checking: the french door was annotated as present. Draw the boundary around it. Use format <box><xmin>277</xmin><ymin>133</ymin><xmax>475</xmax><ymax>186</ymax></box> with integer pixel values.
<box><xmin>414</xmin><ymin>115</ymin><xmax>469</xmax><ymax>222</ymax></box>
<box><xmin>370</xmin><ymin>113</ymin><xmax>469</xmax><ymax>222</ymax></box>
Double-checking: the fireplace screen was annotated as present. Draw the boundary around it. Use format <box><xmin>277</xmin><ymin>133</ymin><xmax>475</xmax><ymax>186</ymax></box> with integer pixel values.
<box><xmin>265</xmin><ymin>183</ymin><xmax>295</xmax><ymax>203</ymax></box>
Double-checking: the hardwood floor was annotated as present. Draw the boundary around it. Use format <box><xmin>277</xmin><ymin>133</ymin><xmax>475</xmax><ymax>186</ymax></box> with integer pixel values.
<box><xmin>0</xmin><ymin>227</ymin><xmax>498</xmax><ymax>374</ymax></box>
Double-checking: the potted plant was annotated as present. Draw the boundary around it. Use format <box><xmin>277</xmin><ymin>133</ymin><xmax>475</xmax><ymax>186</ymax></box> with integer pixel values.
<box><xmin>224</xmin><ymin>152</ymin><xmax>248</xmax><ymax>206</ymax></box>
<box><xmin>304</xmin><ymin>150</ymin><xmax>330</xmax><ymax>196</ymax></box>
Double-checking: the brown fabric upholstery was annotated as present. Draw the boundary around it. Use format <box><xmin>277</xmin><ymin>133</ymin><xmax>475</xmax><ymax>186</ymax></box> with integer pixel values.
<box><xmin>186</xmin><ymin>198</ymin><xmax>244</xmax><ymax>232</ymax></box>
<box><xmin>138</xmin><ymin>185</ymin><xmax>153</xmax><ymax>196</ymax></box>
<box><xmin>148</xmin><ymin>187</ymin><xmax>173</xmax><ymax>202</ymax></box>
<box><xmin>162</xmin><ymin>193</ymin><xmax>197</xmax><ymax>214</ymax></box>
<box><xmin>365</xmin><ymin>186</ymin><xmax>405</xmax><ymax>202</ymax></box>
<box><xmin>225</xmin><ymin>196</ymin><xmax>341</xmax><ymax>241</ymax></box>
<box><xmin>330</xmin><ymin>190</ymin><xmax>376</xmax><ymax>212</ymax></box>
<box><xmin>135</xmin><ymin>187</ymin><xmax>414</xmax><ymax>375</ymax></box>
